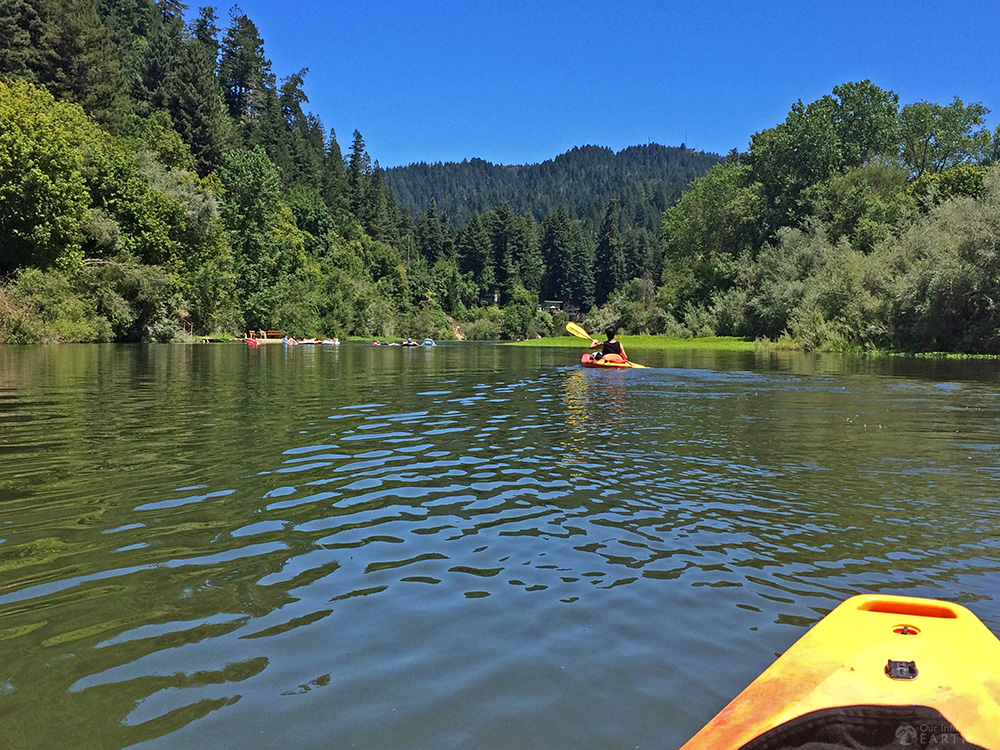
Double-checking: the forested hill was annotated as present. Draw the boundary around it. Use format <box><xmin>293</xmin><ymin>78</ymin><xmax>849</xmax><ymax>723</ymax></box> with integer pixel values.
<box><xmin>385</xmin><ymin>144</ymin><xmax>721</xmax><ymax>231</ymax></box>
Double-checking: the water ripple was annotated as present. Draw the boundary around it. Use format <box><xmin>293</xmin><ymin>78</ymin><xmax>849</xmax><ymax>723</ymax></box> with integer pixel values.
<box><xmin>2</xmin><ymin>345</ymin><xmax>1000</xmax><ymax>749</ymax></box>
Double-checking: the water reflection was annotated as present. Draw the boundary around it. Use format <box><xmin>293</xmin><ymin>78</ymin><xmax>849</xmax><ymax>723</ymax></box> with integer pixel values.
<box><xmin>0</xmin><ymin>343</ymin><xmax>998</xmax><ymax>748</ymax></box>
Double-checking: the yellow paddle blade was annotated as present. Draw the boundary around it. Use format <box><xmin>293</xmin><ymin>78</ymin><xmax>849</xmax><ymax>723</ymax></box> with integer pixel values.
<box><xmin>565</xmin><ymin>321</ymin><xmax>592</xmax><ymax>340</ymax></box>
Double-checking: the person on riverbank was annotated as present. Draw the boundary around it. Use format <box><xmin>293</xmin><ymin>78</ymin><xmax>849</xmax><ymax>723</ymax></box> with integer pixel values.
<box><xmin>590</xmin><ymin>326</ymin><xmax>627</xmax><ymax>363</ymax></box>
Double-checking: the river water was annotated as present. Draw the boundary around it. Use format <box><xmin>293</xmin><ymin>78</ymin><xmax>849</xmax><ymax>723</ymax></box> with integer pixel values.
<box><xmin>1</xmin><ymin>342</ymin><xmax>998</xmax><ymax>749</ymax></box>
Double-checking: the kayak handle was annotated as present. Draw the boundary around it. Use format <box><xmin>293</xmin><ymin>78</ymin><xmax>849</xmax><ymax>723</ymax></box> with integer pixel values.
<box><xmin>855</xmin><ymin>596</ymin><xmax>960</xmax><ymax>619</ymax></box>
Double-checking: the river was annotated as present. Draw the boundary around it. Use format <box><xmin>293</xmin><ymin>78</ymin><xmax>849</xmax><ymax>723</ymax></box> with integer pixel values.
<box><xmin>1</xmin><ymin>342</ymin><xmax>998</xmax><ymax>749</ymax></box>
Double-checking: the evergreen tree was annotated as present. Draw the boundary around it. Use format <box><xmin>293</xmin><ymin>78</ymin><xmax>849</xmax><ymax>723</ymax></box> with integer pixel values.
<box><xmin>0</xmin><ymin>0</ymin><xmax>40</xmax><ymax>79</ymax></box>
<box><xmin>457</xmin><ymin>212</ymin><xmax>494</xmax><ymax>300</ymax></box>
<box><xmin>490</xmin><ymin>203</ymin><xmax>518</xmax><ymax>302</ymax></box>
<box><xmin>347</xmin><ymin>129</ymin><xmax>372</xmax><ymax>216</ymax></box>
<box><xmin>415</xmin><ymin>200</ymin><xmax>453</xmax><ymax>263</ymax></box>
<box><xmin>218</xmin><ymin>145</ymin><xmax>313</xmax><ymax>329</ymax></box>
<box><xmin>621</xmin><ymin>228</ymin><xmax>661</xmax><ymax>283</ymax></box>
<box><xmin>516</xmin><ymin>210</ymin><xmax>543</xmax><ymax>296</ymax></box>
<box><xmin>384</xmin><ymin>143</ymin><xmax>721</xmax><ymax>232</ymax></box>
<box><xmin>137</xmin><ymin>10</ymin><xmax>183</xmax><ymax>114</ymax></box>
<box><xmin>173</xmin><ymin>22</ymin><xmax>230</xmax><ymax>176</ymax></box>
<box><xmin>158</xmin><ymin>0</ymin><xmax>186</xmax><ymax>20</ymax></box>
<box><xmin>567</xmin><ymin>221</ymin><xmax>594</xmax><ymax>310</ymax></box>
<box><xmin>322</xmin><ymin>127</ymin><xmax>351</xmax><ymax>227</ymax></box>
<box><xmin>96</xmin><ymin>0</ymin><xmax>158</xmax><ymax>114</ymax></box>
<box><xmin>594</xmin><ymin>197</ymin><xmax>625</xmax><ymax>304</ymax></box>
<box><xmin>488</xmin><ymin>204</ymin><xmax>541</xmax><ymax>302</ymax></box>
<box><xmin>278</xmin><ymin>69</ymin><xmax>326</xmax><ymax>188</ymax></box>
<box><xmin>540</xmin><ymin>206</ymin><xmax>574</xmax><ymax>302</ymax></box>
<box><xmin>37</xmin><ymin>0</ymin><xmax>128</xmax><ymax>130</ymax></box>
<box><xmin>190</xmin><ymin>5</ymin><xmax>220</xmax><ymax>60</ymax></box>
<box><xmin>218</xmin><ymin>7</ymin><xmax>272</xmax><ymax>123</ymax></box>
<box><xmin>364</xmin><ymin>164</ymin><xmax>403</xmax><ymax>244</ymax></box>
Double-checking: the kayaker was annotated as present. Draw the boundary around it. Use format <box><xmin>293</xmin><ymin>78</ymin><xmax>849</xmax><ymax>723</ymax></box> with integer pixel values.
<box><xmin>590</xmin><ymin>326</ymin><xmax>627</xmax><ymax>363</ymax></box>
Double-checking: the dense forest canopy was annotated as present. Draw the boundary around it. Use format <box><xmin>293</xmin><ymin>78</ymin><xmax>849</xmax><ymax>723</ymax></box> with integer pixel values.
<box><xmin>1</xmin><ymin>2</ymin><xmax>999</xmax><ymax>353</ymax></box>
<box><xmin>385</xmin><ymin>144</ymin><xmax>722</xmax><ymax>232</ymax></box>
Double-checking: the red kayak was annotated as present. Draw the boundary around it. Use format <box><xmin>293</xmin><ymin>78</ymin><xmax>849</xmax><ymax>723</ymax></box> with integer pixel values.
<box><xmin>580</xmin><ymin>353</ymin><xmax>647</xmax><ymax>369</ymax></box>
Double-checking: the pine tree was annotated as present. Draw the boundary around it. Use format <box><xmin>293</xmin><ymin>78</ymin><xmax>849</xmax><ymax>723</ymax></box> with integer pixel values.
<box><xmin>0</xmin><ymin>0</ymin><xmax>39</xmax><ymax>79</ymax></box>
<box><xmin>516</xmin><ymin>210</ymin><xmax>543</xmax><ymax>296</ymax></box>
<box><xmin>190</xmin><ymin>5</ymin><xmax>220</xmax><ymax>56</ymax></box>
<box><xmin>347</xmin><ymin>129</ymin><xmax>372</xmax><ymax>216</ymax></box>
<box><xmin>279</xmin><ymin>69</ymin><xmax>326</xmax><ymax>188</ymax></box>
<box><xmin>173</xmin><ymin>23</ymin><xmax>230</xmax><ymax>176</ymax></box>
<box><xmin>490</xmin><ymin>203</ymin><xmax>518</xmax><ymax>302</ymax></box>
<box><xmin>540</xmin><ymin>206</ymin><xmax>574</xmax><ymax>302</ymax></box>
<box><xmin>322</xmin><ymin>127</ymin><xmax>351</xmax><ymax>227</ymax></box>
<box><xmin>594</xmin><ymin>197</ymin><xmax>625</xmax><ymax>304</ymax></box>
<box><xmin>415</xmin><ymin>200</ymin><xmax>453</xmax><ymax>263</ymax></box>
<box><xmin>137</xmin><ymin>11</ymin><xmax>184</xmax><ymax>114</ymax></box>
<box><xmin>218</xmin><ymin>8</ymin><xmax>272</xmax><ymax>123</ymax></box>
<box><xmin>38</xmin><ymin>0</ymin><xmax>128</xmax><ymax>130</ymax></box>
<box><xmin>157</xmin><ymin>0</ymin><xmax>186</xmax><ymax>20</ymax></box>
<box><xmin>621</xmin><ymin>227</ymin><xmax>661</xmax><ymax>283</ymax></box>
<box><xmin>96</xmin><ymin>0</ymin><xmax>158</xmax><ymax>109</ymax></box>
<box><xmin>457</xmin><ymin>212</ymin><xmax>494</xmax><ymax>300</ymax></box>
<box><xmin>568</xmin><ymin>221</ymin><xmax>594</xmax><ymax>310</ymax></box>
<box><xmin>364</xmin><ymin>164</ymin><xmax>403</xmax><ymax>244</ymax></box>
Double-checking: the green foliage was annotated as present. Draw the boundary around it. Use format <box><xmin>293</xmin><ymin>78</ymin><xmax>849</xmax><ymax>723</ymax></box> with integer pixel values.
<box><xmin>810</xmin><ymin>163</ymin><xmax>914</xmax><ymax>253</ymax></box>
<box><xmin>587</xmin><ymin>278</ymin><xmax>668</xmax><ymax>336</ymax></box>
<box><xmin>498</xmin><ymin>285</ymin><xmax>537</xmax><ymax>339</ymax></box>
<box><xmin>899</xmin><ymin>98</ymin><xmax>992</xmax><ymax>178</ymax></box>
<box><xmin>910</xmin><ymin>164</ymin><xmax>991</xmax><ymax>206</ymax></box>
<box><xmin>462</xmin><ymin>305</ymin><xmax>502</xmax><ymax>340</ymax></box>
<box><xmin>660</xmin><ymin>160</ymin><xmax>760</xmax><ymax>313</ymax></box>
<box><xmin>886</xmin><ymin>168</ymin><xmax>1000</xmax><ymax>353</ymax></box>
<box><xmin>747</xmin><ymin>81</ymin><xmax>900</xmax><ymax>241</ymax></box>
<box><xmin>540</xmin><ymin>206</ymin><xmax>593</xmax><ymax>308</ymax></box>
<box><xmin>219</xmin><ymin>146</ymin><xmax>306</xmax><ymax>328</ymax></box>
<box><xmin>747</xmin><ymin>223</ymin><xmax>833</xmax><ymax>340</ymax></box>
<box><xmin>0</xmin><ymin>0</ymin><xmax>36</xmax><ymax>81</ymax></box>
<box><xmin>653</xmin><ymin>80</ymin><xmax>1000</xmax><ymax>354</ymax></box>
<box><xmin>77</xmin><ymin>257</ymin><xmax>181</xmax><ymax>341</ymax></box>
<box><xmin>456</xmin><ymin>212</ymin><xmax>495</xmax><ymax>299</ymax></box>
<box><xmin>824</xmin><ymin>81</ymin><xmax>901</xmax><ymax>168</ymax></box>
<box><xmin>408</xmin><ymin>301</ymin><xmax>454</xmax><ymax>341</ymax></box>
<box><xmin>172</xmin><ymin>22</ymin><xmax>231</xmax><ymax>177</ymax></box>
<box><xmin>487</xmin><ymin>203</ymin><xmax>541</xmax><ymax>303</ymax></box>
<box><xmin>429</xmin><ymin>256</ymin><xmax>476</xmax><ymax>315</ymax></box>
<box><xmin>0</xmin><ymin>79</ymin><xmax>93</xmax><ymax>271</ymax></box>
<box><xmin>0</xmin><ymin>267</ymin><xmax>111</xmax><ymax>343</ymax></box>
<box><xmin>415</xmin><ymin>199</ymin><xmax>453</xmax><ymax>263</ymax></box>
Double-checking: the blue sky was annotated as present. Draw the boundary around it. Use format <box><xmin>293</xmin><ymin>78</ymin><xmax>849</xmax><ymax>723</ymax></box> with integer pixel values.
<box><xmin>206</xmin><ymin>0</ymin><xmax>1000</xmax><ymax>168</ymax></box>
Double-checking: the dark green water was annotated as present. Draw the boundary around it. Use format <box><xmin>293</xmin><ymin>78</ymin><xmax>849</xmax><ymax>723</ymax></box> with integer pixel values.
<box><xmin>1</xmin><ymin>342</ymin><xmax>999</xmax><ymax>749</ymax></box>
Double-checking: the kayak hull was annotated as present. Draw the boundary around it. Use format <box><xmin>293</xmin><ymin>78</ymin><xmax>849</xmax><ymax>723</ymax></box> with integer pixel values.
<box><xmin>681</xmin><ymin>594</ymin><xmax>1000</xmax><ymax>749</ymax></box>
<box><xmin>580</xmin><ymin>353</ymin><xmax>646</xmax><ymax>369</ymax></box>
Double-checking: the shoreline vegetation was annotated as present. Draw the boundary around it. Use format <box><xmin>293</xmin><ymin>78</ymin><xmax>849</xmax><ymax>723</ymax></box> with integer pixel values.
<box><xmin>511</xmin><ymin>335</ymin><xmax>757</xmax><ymax>351</ymax></box>
<box><xmin>1</xmin><ymin>6</ymin><xmax>999</xmax><ymax>355</ymax></box>
<box><xmin>165</xmin><ymin>334</ymin><xmax>1000</xmax><ymax>359</ymax></box>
